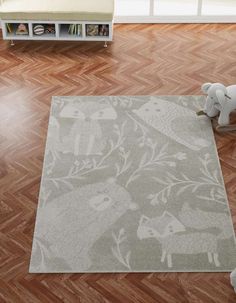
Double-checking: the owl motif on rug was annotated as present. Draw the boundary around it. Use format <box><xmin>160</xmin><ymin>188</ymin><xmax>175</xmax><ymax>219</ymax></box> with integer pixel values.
<box><xmin>59</xmin><ymin>101</ymin><xmax>117</xmax><ymax>156</ymax></box>
<box><xmin>133</xmin><ymin>98</ymin><xmax>210</xmax><ymax>151</ymax></box>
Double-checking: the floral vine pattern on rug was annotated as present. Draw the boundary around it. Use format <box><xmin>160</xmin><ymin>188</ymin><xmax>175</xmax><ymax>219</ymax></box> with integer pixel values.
<box><xmin>115</xmin><ymin>147</ymin><xmax>132</xmax><ymax>177</ymax></box>
<box><xmin>125</xmin><ymin>141</ymin><xmax>181</xmax><ymax>187</ymax></box>
<box><xmin>126</xmin><ymin>111</ymin><xmax>149</xmax><ymax>147</ymax></box>
<box><xmin>125</xmin><ymin>112</ymin><xmax>187</xmax><ymax>187</ymax></box>
<box><xmin>45</xmin><ymin>121</ymin><xmax>127</xmax><ymax>188</ymax></box>
<box><xmin>150</xmin><ymin>153</ymin><xmax>225</xmax><ymax>206</ymax></box>
<box><xmin>111</xmin><ymin>228</ymin><xmax>131</xmax><ymax>270</ymax></box>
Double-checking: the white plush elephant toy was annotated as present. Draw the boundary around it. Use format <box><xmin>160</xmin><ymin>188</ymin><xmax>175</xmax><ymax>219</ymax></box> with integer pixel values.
<box><xmin>201</xmin><ymin>82</ymin><xmax>236</xmax><ymax>126</ymax></box>
<box><xmin>230</xmin><ymin>269</ymin><xmax>236</xmax><ymax>292</ymax></box>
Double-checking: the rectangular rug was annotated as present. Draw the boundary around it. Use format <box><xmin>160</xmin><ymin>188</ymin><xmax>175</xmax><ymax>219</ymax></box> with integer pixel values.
<box><xmin>30</xmin><ymin>96</ymin><xmax>236</xmax><ymax>273</ymax></box>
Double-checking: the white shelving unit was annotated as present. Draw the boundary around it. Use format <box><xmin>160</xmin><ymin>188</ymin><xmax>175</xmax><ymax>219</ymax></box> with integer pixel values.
<box><xmin>1</xmin><ymin>20</ymin><xmax>113</xmax><ymax>46</ymax></box>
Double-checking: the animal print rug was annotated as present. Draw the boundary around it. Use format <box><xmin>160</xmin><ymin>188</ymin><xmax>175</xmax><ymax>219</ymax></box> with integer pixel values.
<box><xmin>30</xmin><ymin>96</ymin><xmax>236</xmax><ymax>272</ymax></box>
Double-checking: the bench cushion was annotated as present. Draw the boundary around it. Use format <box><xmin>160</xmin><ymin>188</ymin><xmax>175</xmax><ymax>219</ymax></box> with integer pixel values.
<box><xmin>0</xmin><ymin>0</ymin><xmax>114</xmax><ymax>21</ymax></box>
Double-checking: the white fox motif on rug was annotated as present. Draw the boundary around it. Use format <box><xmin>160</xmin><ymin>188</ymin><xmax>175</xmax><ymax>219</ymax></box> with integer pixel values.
<box><xmin>30</xmin><ymin>96</ymin><xmax>236</xmax><ymax>273</ymax></box>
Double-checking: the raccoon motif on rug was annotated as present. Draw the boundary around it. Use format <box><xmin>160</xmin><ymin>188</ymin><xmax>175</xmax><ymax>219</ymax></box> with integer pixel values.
<box><xmin>59</xmin><ymin>100</ymin><xmax>117</xmax><ymax>156</ymax></box>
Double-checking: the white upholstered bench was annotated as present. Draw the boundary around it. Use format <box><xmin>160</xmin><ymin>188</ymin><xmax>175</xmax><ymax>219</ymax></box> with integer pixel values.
<box><xmin>0</xmin><ymin>0</ymin><xmax>114</xmax><ymax>46</ymax></box>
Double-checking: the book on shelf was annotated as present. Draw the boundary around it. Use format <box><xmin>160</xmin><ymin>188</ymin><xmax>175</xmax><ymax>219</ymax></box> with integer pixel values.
<box><xmin>68</xmin><ymin>24</ymin><xmax>82</xmax><ymax>36</ymax></box>
<box><xmin>6</xmin><ymin>23</ymin><xmax>12</xmax><ymax>34</ymax></box>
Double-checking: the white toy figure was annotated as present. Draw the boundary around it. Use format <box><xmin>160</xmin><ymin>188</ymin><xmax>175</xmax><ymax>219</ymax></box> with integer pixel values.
<box><xmin>199</xmin><ymin>82</ymin><xmax>236</xmax><ymax>131</ymax></box>
<box><xmin>230</xmin><ymin>269</ymin><xmax>236</xmax><ymax>292</ymax></box>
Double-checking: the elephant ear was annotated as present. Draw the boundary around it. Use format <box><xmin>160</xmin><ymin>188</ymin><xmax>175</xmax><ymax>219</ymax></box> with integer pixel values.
<box><xmin>215</xmin><ymin>89</ymin><xmax>226</xmax><ymax>107</ymax></box>
<box><xmin>201</xmin><ymin>83</ymin><xmax>212</xmax><ymax>94</ymax></box>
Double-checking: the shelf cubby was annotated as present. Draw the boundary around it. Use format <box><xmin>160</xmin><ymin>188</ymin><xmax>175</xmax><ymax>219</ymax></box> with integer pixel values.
<box><xmin>59</xmin><ymin>24</ymin><xmax>82</xmax><ymax>38</ymax></box>
<box><xmin>5</xmin><ymin>22</ymin><xmax>29</xmax><ymax>37</ymax></box>
<box><xmin>32</xmin><ymin>23</ymin><xmax>56</xmax><ymax>37</ymax></box>
<box><xmin>86</xmin><ymin>24</ymin><xmax>109</xmax><ymax>37</ymax></box>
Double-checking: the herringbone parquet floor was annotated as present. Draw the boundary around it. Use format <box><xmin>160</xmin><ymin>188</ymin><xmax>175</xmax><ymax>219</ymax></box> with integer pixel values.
<box><xmin>1</xmin><ymin>24</ymin><xmax>236</xmax><ymax>303</ymax></box>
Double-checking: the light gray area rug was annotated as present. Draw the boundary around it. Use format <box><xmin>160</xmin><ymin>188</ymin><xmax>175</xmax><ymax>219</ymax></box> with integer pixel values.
<box><xmin>30</xmin><ymin>96</ymin><xmax>236</xmax><ymax>273</ymax></box>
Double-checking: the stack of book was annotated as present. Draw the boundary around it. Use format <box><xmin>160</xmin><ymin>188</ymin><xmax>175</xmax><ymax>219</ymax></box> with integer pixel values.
<box><xmin>68</xmin><ymin>24</ymin><xmax>82</xmax><ymax>36</ymax></box>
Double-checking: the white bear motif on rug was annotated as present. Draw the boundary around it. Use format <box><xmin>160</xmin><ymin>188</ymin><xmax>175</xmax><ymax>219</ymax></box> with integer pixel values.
<box><xmin>31</xmin><ymin>178</ymin><xmax>137</xmax><ymax>271</ymax></box>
